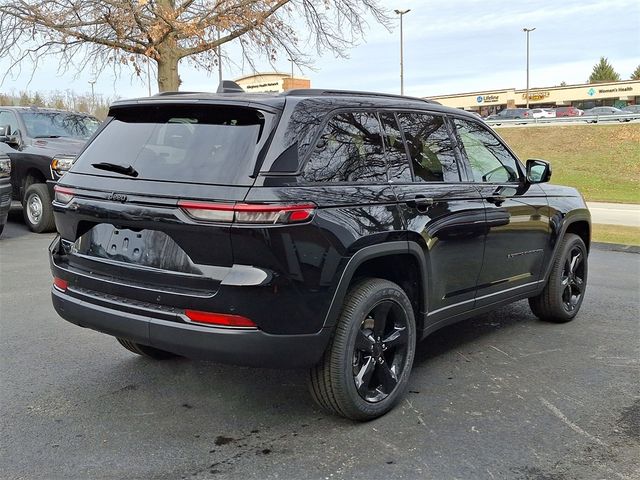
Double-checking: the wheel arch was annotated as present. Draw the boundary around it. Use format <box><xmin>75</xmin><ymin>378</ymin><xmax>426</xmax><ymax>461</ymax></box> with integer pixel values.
<box><xmin>565</xmin><ymin>220</ymin><xmax>590</xmax><ymax>253</ymax></box>
<box><xmin>542</xmin><ymin>216</ymin><xmax>591</xmax><ymax>284</ymax></box>
<box><xmin>21</xmin><ymin>168</ymin><xmax>47</xmax><ymax>199</ymax></box>
<box><xmin>323</xmin><ymin>241</ymin><xmax>428</xmax><ymax>333</ymax></box>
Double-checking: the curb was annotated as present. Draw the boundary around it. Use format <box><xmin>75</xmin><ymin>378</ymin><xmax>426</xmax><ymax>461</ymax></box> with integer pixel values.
<box><xmin>592</xmin><ymin>242</ymin><xmax>640</xmax><ymax>254</ymax></box>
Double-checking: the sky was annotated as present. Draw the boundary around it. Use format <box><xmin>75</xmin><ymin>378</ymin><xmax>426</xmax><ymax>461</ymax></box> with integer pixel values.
<box><xmin>0</xmin><ymin>0</ymin><xmax>638</xmax><ymax>101</ymax></box>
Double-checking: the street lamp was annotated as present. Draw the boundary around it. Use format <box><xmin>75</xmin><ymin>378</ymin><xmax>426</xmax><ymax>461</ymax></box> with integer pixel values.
<box><xmin>88</xmin><ymin>80</ymin><xmax>96</xmax><ymax>110</ymax></box>
<box><xmin>288</xmin><ymin>58</ymin><xmax>294</xmax><ymax>78</ymax></box>
<box><xmin>523</xmin><ymin>27</ymin><xmax>536</xmax><ymax>108</ymax></box>
<box><xmin>217</xmin><ymin>29</ymin><xmax>223</xmax><ymax>85</ymax></box>
<box><xmin>394</xmin><ymin>9</ymin><xmax>411</xmax><ymax>95</ymax></box>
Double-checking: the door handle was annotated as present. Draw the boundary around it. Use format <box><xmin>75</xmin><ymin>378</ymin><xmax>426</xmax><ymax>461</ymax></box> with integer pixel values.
<box><xmin>487</xmin><ymin>195</ymin><xmax>506</xmax><ymax>206</ymax></box>
<box><xmin>406</xmin><ymin>195</ymin><xmax>434</xmax><ymax>211</ymax></box>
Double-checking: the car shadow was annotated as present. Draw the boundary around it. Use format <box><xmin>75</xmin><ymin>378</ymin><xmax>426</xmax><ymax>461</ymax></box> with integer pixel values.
<box><xmin>2</xmin><ymin>207</ymin><xmax>32</xmax><ymax>240</ymax></box>
<box><xmin>413</xmin><ymin>301</ymin><xmax>536</xmax><ymax>365</ymax></box>
<box><xmin>79</xmin><ymin>301</ymin><xmax>538</xmax><ymax>423</ymax></box>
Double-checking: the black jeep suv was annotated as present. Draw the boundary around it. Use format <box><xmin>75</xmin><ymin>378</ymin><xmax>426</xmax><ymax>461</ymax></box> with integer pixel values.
<box><xmin>49</xmin><ymin>87</ymin><xmax>590</xmax><ymax>420</ymax></box>
<box><xmin>0</xmin><ymin>107</ymin><xmax>100</xmax><ymax>232</ymax></box>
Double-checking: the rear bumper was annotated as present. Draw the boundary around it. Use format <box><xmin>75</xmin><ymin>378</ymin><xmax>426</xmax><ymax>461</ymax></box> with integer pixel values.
<box><xmin>51</xmin><ymin>287</ymin><xmax>332</xmax><ymax>368</ymax></box>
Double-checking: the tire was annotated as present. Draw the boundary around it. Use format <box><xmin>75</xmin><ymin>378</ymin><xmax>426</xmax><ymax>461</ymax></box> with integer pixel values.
<box><xmin>23</xmin><ymin>183</ymin><xmax>56</xmax><ymax>233</ymax></box>
<box><xmin>116</xmin><ymin>337</ymin><xmax>180</xmax><ymax>360</ymax></box>
<box><xmin>529</xmin><ymin>233</ymin><xmax>588</xmax><ymax>323</ymax></box>
<box><xmin>309</xmin><ymin>278</ymin><xmax>416</xmax><ymax>421</ymax></box>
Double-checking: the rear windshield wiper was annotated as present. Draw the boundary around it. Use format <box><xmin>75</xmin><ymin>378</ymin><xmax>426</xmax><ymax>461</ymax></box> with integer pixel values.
<box><xmin>91</xmin><ymin>162</ymin><xmax>139</xmax><ymax>178</ymax></box>
<box><xmin>35</xmin><ymin>135</ymin><xmax>62</xmax><ymax>138</ymax></box>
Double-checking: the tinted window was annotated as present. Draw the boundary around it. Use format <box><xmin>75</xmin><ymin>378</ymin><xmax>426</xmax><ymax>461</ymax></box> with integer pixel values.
<box><xmin>454</xmin><ymin>119</ymin><xmax>520</xmax><ymax>183</ymax></box>
<box><xmin>396</xmin><ymin>112</ymin><xmax>459</xmax><ymax>182</ymax></box>
<box><xmin>73</xmin><ymin>105</ymin><xmax>267</xmax><ymax>185</ymax></box>
<box><xmin>379</xmin><ymin>112</ymin><xmax>411</xmax><ymax>182</ymax></box>
<box><xmin>302</xmin><ymin>111</ymin><xmax>387</xmax><ymax>183</ymax></box>
<box><xmin>0</xmin><ymin>111</ymin><xmax>20</xmax><ymax>136</ymax></box>
<box><xmin>21</xmin><ymin>112</ymin><xmax>100</xmax><ymax>139</ymax></box>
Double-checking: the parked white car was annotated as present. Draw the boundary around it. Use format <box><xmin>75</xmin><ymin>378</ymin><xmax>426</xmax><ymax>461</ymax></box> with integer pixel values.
<box><xmin>530</xmin><ymin>108</ymin><xmax>556</xmax><ymax>119</ymax></box>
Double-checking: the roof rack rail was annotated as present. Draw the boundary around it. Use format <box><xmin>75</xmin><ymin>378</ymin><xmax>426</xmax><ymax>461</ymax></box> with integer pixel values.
<box><xmin>281</xmin><ymin>89</ymin><xmax>440</xmax><ymax>104</ymax></box>
<box><xmin>153</xmin><ymin>91</ymin><xmax>203</xmax><ymax>96</ymax></box>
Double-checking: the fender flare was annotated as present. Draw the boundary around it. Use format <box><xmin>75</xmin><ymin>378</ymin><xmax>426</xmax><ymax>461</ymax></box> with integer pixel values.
<box><xmin>321</xmin><ymin>241</ymin><xmax>428</xmax><ymax>328</ymax></box>
<box><xmin>542</xmin><ymin>211</ymin><xmax>591</xmax><ymax>283</ymax></box>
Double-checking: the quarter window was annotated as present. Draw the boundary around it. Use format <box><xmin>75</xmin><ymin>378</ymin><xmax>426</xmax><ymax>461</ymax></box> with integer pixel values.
<box><xmin>454</xmin><ymin>119</ymin><xmax>521</xmax><ymax>183</ymax></box>
<box><xmin>302</xmin><ymin>111</ymin><xmax>387</xmax><ymax>183</ymax></box>
<box><xmin>396</xmin><ymin>112</ymin><xmax>459</xmax><ymax>182</ymax></box>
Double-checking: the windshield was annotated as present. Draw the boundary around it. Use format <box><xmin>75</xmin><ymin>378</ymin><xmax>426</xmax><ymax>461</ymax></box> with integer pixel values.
<box><xmin>22</xmin><ymin>112</ymin><xmax>101</xmax><ymax>139</ymax></box>
<box><xmin>72</xmin><ymin>104</ymin><xmax>269</xmax><ymax>185</ymax></box>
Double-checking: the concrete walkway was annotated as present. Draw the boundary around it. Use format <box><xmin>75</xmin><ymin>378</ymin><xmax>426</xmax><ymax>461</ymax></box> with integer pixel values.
<box><xmin>587</xmin><ymin>202</ymin><xmax>640</xmax><ymax>227</ymax></box>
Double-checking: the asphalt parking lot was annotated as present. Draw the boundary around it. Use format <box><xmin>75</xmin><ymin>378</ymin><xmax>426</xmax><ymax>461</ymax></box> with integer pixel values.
<box><xmin>1</xmin><ymin>213</ymin><xmax>639</xmax><ymax>480</ymax></box>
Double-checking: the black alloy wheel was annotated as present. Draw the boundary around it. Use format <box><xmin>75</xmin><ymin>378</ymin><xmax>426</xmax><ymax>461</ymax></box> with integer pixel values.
<box><xmin>352</xmin><ymin>300</ymin><xmax>410</xmax><ymax>403</ymax></box>
<box><xmin>529</xmin><ymin>233</ymin><xmax>588</xmax><ymax>323</ymax></box>
<box><xmin>309</xmin><ymin>278</ymin><xmax>416</xmax><ymax>420</ymax></box>
<box><xmin>560</xmin><ymin>245</ymin><xmax>585</xmax><ymax>314</ymax></box>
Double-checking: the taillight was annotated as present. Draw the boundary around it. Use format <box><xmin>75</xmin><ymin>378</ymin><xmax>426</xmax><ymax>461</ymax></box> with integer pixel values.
<box><xmin>54</xmin><ymin>185</ymin><xmax>75</xmax><ymax>204</ymax></box>
<box><xmin>185</xmin><ymin>310</ymin><xmax>257</xmax><ymax>328</ymax></box>
<box><xmin>178</xmin><ymin>201</ymin><xmax>316</xmax><ymax>225</ymax></box>
<box><xmin>53</xmin><ymin>277</ymin><xmax>68</xmax><ymax>291</ymax></box>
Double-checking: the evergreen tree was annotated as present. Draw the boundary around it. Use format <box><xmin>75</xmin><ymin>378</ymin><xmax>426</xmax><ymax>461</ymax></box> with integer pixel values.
<box><xmin>631</xmin><ymin>65</ymin><xmax>640</xmax><ymax>80</ymax></box>
<box><xmin>588</xmin><ymin>57</ymin><xmax>621</xmax><ymax>83</ymax></box>
<box><xmin>18</xmin><ymin>92</ymin><xmax>31</xmax><ymax>106</ymax></box>
<box><xmin>31</xmin><ymin>92</ymin><xmax>45</xmax><ymax>107</ymax></box>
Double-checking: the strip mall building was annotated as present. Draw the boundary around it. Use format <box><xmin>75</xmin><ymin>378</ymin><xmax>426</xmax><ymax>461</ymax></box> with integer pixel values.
<box><xmin>425</xmin><ymin>80</ymin><xmax>640</xmax><ymax>115</ymax></box>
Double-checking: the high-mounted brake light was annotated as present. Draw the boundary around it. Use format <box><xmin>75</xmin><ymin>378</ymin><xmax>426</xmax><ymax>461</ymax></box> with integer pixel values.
<box><xmin>54</xmin><ymin>185</ymin><xmax>75</xmax><ymax>204</ymax></box>
<box><xmin>178</xmin><ymin>201</ymin><xmax>316</xmax><ymax>225</ymax></box>
<box><xmin>53</xmin><ymin>277</ymin><xmax>68</xmax><ymax>291</ymax></box>
<box><xmin>185</xmin><ymin>310</ymin><xmax>257</xmax><ymax>328</ymax></box>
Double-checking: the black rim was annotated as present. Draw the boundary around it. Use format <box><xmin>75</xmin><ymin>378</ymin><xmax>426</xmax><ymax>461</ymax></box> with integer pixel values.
<box><xmin>561</xmin><ymin>246</ymin><xmax>585</xmax><ymax>312</ymax></box>
<box><xmin>352</xmin><ymin>300</ymin><xmax>409</xmax><ymax>403</ymax></box>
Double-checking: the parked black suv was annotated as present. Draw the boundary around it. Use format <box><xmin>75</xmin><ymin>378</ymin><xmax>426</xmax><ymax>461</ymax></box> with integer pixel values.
<box><xmin>0</xmin><ymin>107</ymin><xmax>100</xmax><ymax>232</ymax></box>
<box><xmin>50</xmin><ymin>87</ymin><xmax>590</xmax><ymax>420</ymax></box>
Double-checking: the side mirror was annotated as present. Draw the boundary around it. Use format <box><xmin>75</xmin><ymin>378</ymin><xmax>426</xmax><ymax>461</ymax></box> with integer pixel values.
<box><xmin>0</xmin><ymin>124</ymin><xmax>9</xmax><ymax>141</ymax></box>
<box><xmin>526</xmin><ymin>159</ymin><xmax>552</xmax><ymax>183</ymax></box>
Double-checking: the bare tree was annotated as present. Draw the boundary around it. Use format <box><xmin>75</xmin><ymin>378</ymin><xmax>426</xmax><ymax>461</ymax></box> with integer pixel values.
<box><xmin>0</xmin><ymin>0</ymin><xmax>388</xmax><ymax>92</ymax></box>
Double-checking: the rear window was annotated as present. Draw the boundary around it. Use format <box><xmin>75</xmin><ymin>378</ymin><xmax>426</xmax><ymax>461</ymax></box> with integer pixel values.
<box><xmin>72</xmin><ymin>105</ymin><xmax>268</xmax><ymax>185</ymax></box>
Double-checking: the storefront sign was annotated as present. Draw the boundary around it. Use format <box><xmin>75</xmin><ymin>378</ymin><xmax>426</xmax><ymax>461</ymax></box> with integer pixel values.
<box><xmin>522</xmin><ymin>91</ymin><xmax>550</xmax><ymax>101</ymax></box>
<box><xmin>586</xmin><ymin>86</ymin><xmax>633</xmax><ymax>96</ymax></box>
<box><xmin>598</xmin><ymin>86</ymin><xmax>633</xmax><ymax>94</ymax></box>
<box><xmin>476</xmin><ymin>94</ymin><xmax>500</xmax><ymax>103</ymax></box>
<box><xmin>245</xmin><ymin>81</ymin><xmax>280</xmax><ymax>90</ymax></box>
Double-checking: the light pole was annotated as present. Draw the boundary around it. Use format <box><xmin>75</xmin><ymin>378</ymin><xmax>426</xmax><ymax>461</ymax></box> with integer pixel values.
<box><xmin>288</xmin><ymin>58</ymin><xmax>294</xmax><ymax>78</ymax></box>
<box><xmin>217</xmin><ymin>29</ymin><xmax>223</xmax><ymax>85</ymax></box>
<box><xmin>523</xmin><ymin>27</ymin><xmax>536</xmax><ymax>108</ymax></box>
<box><xmin>394</xmin><ymin>9</ymin><xmax>411</xmax><ymax>95</ymax></box>
<box><xmin>88</xmin><ymin>80</ymin><xmax>96</xmax><ymax>110</ymax></box>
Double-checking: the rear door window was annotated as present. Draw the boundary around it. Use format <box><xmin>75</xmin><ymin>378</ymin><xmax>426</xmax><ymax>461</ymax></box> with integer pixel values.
<box><xmin>72</xmin><ymin>105</ymin><xmax>269</xmax><ymax>185</ymax></box>
<box><xmin>378</xmin><ymin>112</ymin><xmax>412</xmax><ymax>182</ymax></box>
<box><xmin>396</xmin><ymin>112</ymin><xmax>459</xmax><ymax>182</ymax></box>
<box><xmin>302</xmin><ymin>111</ymin><xmax>387</xmax><ymax>183</ymax></box>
